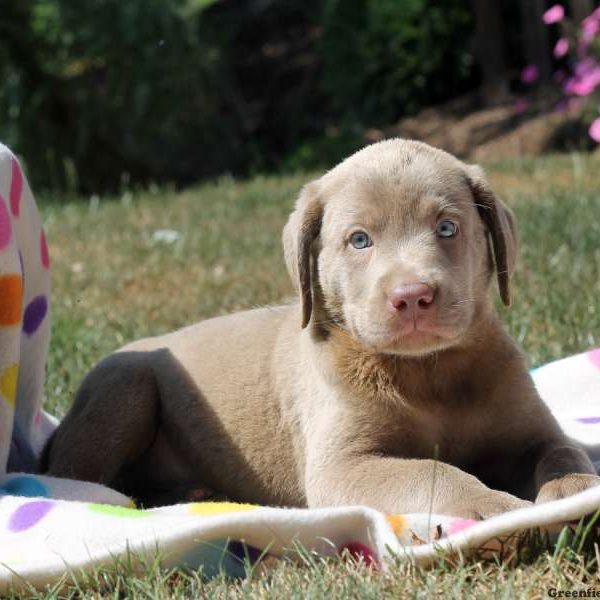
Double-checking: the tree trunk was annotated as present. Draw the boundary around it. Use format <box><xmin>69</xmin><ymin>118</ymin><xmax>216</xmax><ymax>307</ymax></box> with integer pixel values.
<box><xmin>472</xmin><ymin>0</ymin><xmax>509</xmax><ymax>105</ymax></box>
<box><xmin>570</xmin><ymin>0</ymin><xmax>594</xmax><ymax>23</ymax></box>
<box><xmin>519</xmin><ymin>0</ymin><xmax>552</xmax><ymax>83</ymax></box>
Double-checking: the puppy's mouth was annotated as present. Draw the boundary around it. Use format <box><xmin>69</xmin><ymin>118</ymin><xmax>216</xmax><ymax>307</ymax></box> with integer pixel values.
<box><xmin>346</xmin><ymin>301</ymin><xmax>472</xmax><ymax>356</ymax></box>
<box><xmin>377</xmin><ymin>316</ymin><xmax>463</xmax><ymax>355</ymax></box>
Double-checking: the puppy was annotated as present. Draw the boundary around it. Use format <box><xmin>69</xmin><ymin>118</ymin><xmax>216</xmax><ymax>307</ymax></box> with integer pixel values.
<box><xmin>44</xmin><ymin>139</ymin><xmax>599</xmax><ymax>518</ymax></box>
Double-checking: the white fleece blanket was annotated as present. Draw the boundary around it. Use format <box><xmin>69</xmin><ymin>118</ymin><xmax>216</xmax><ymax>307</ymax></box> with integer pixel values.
<box><xmin>0</xmin><ymin>143</ymin><xmax>599</xmax><ymax>592</ymax></box>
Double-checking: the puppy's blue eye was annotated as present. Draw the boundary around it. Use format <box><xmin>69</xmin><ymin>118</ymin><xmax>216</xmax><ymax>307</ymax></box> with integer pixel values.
<box><xmin>349</xmin><ymin>231</ymin><xmax>372</xmax><ymax>249</ymax></box>
<box><xmin>436</xmin><ymin>220</ymin><xmax>458</xmax><ymax>238</ymax></box>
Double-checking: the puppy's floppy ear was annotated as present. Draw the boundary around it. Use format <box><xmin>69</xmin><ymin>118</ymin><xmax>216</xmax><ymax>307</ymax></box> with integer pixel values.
<box><xmin>282</xmin><ymin>181</ymin><xmax>323</xmax><ymax>328</ymax></box>
<box><xmin>466</xmin><ymin>165</ymin><xmax>518</xmax><ymax>306</ymax></box>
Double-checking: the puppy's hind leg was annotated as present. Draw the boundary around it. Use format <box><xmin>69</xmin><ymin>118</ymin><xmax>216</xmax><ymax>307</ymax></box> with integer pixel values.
<box><xmin>44</xmin><ymin>351</ymin><xmax>161</xmax><ymax>489</ymax></box>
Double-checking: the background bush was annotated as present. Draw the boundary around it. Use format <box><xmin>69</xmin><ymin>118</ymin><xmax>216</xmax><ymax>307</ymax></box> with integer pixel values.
<box><xmin>1</xmin><ymin>0</ymin><xmax>477</xmax><ymax>193</ymax></box>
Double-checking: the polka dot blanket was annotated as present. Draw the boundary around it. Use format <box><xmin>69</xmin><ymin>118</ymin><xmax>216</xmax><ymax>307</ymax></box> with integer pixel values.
<box><xmin>0</xmin><ymin>143</ymin><xmax>599</xmax><ymax>592</ymax></box>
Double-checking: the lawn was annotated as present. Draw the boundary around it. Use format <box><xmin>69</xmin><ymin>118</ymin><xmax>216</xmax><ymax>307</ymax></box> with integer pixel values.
<box><xmin>24</xmin><ymin>153</ymin><xmax>600</xmax><ymax>597</ymax></box>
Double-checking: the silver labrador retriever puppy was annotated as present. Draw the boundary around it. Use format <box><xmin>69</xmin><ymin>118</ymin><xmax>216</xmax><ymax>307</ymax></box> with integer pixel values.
<box><xmin>44</xmin><ymin>139</ymin><xmax>599</xmax><ymax>517</ymax></box>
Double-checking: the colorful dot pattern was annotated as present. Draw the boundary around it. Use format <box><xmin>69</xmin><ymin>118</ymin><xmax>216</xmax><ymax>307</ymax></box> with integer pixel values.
<box><xmin>88</xmin><ymin>503</ymin><xmax>151</xmax><ymax>519</ymax></box>
<box><xmin>22</xmin><ymin>295</ymin><xmax>48</xmax><ymax>336</ymax></box>
<box><xmin>0</xmin><ymin>195</ymin><xmax>11</xmax><ymax>250</ymax></box>
<box><xmin>589</xmin><ymin>348</ymin><xmax>600</xmax><ymax>370</ymax></box>
<box><xmin>0</xmin><ymin>364</ymin><xmax>19</xmax><ymax>407</ymax></box>
<box><xmin>339</xmin><ymin>541</ymin><xmax>379</xmax><ymax>567</ymax></box>
<box><xmin>0</xmin><ymin>274</ymin><xmax>23</xmax><ymax>326</ymax></box>
<box><xmin>9</xmin><ymin>158</ymin><xmax>22</xmax><ymax>217</ymax></box>
<box><xmin>188</xmin><ymin>502</ymin><xmax>258</xmax><ymax>516</ymax></box>
<box><xmin>386</xmin><ymin>514</ymin><xmax>406</xmax><ymax>536</ymax></box>
<box><xmin>40</xmin><ymin>231</ymin><xmax>49</xmax><ymax>269</ymax></box>
<box><xmin>0</xmin><ymin>148</ymin><xmax>51</xmax><ymax>476</ymax></box>
<box><xmin>577</xmin><ymin>416</ymin><xmax>600</xmax><ymax>424</ymax></box>
<box><xmin>0</xmin><ymin>475</ymin><xmax>49</xmax><ymax>498</ymax></box>
<box><xmin>8</xmin><ymin>500</ymin><xmax>54</xmax><ymax>532</ymax></box>
<box><xmin>446</xmin><ymin>518</ymin><xmax>479</xmax><ymax>535</ymax></box>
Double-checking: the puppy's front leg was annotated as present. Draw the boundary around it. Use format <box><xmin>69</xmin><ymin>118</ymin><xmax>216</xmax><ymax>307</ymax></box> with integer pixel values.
<box><xmin>534</xmin><ymin>440</ymin><xmax>600</xmax><ymax>503</ymax></box>
<box><xmin>305</xmin><ymin>453</ymin><xmax>530</xmax><ymax>520</ymax></box>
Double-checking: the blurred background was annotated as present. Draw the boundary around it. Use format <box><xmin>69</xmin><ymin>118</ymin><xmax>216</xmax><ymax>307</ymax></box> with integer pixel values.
<box><xmin>1</xmin><ymin>1</ymin><xmax>598</xmax><ymax>414</ymax></box>
<box><xmin>1</xmin><ymin>0</ymin><xmax>599</xmax><ymax>195</ymax></box>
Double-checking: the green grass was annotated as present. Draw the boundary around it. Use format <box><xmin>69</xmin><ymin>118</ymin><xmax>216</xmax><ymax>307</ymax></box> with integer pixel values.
<box><xmin>28</xmin><ymin>153</ymin><xmax>600</xmax><ymax>596</ymax></box>
<box><xmin>10</xmin><ymin>545</ymin><xmax>600</xmax><ymax>599</ymax></box>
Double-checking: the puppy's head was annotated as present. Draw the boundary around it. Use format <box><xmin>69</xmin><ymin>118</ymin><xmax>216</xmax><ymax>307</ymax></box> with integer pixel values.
<box><xmin>283</xmin><ymin>139</ymin><xmax>517</xmax><ymax>357</ymax></box>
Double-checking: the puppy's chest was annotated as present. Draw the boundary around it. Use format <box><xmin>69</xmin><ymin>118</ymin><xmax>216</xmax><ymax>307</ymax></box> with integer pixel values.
<box><xmin>377</xmin><ymin>389</ymin><xmax>496</xmax><ymax>464</ymax></box>
<box><xmin>344</xmin><ymin>356</ymin><xmax>507</xmax><ymax>463</ymax></box>
<box><xmin>407</xmin><ymin>405</ymin><xmax>491</xmax><ymax>462</ymax></box>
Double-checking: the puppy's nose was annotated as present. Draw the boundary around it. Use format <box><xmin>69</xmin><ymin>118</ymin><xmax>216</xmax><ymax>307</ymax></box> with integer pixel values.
<box><xmin>388</xmin><ymin>283</ymin><xmax>436</xmax><ymax>312</ymax></box>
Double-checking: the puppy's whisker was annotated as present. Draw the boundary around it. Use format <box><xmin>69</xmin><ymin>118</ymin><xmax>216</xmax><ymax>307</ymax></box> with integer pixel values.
<box><xmin>310</xmin><ymin>317</ymin><xmax>345</xmax><ymax>329</ymax></box>
<box><xmin>451</xmin><ymin>299</ymin><xmax>476</xmax><ymax>306</ymax></box>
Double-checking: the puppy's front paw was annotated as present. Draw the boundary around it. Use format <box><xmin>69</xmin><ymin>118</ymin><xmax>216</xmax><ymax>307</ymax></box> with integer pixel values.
<box><xmin>536</xmin><ymin>474</ymin><xmax>600</xmax><ymax>504</ymax></box>
<box><xmin>441</xmin><ymin>490</ymin><xmax>531</xmax><ymax>520</ymax></box>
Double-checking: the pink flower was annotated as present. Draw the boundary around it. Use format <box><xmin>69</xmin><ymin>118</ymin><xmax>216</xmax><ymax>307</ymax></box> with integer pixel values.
<box><xmin>580</xmin><ymin>9</ymin><xmax>600</xmax><ymax>51</ymax></box>
<box><xmin>583</xmin><ymin>6</ymin><xmax>600</xmax><ymax>28</ymax></box>
<box><xmin>543</xmin><ymin>4</ymin><xmax>565</xmax><ymax>24</ymax></box>
<box><xmin>513</xmin><ymin>98</ymin><xmax>529</xmax><ymax>114</ymax></box>
<box><xmin>580</xmin><ymin>21</ymin><xmax>600</xmax><ymax>51</ymax></box>
<box><xmin>564</xmin><ymin>59</ymin><xmax>600</xmax><ymax>96</ymax></box>
<box><xmin>589</xmin><ymin>117</ymin><xmax>600</xmax><ymax>143</ymax></box>
<box><xmin>565</xmin><ymin>78</ymin><xmax>593</xmax><ymax>96</ymax></box>
<box><xmin>582</xmin><ymin>15</ymin><xmax>600</xmax><ymax>34</ymax></box>
<box><xmin>553</xmin><ymin>38</ymin><xmax>569</xmax><ymax>58</ymax></box>
<box><xmin>521</xmin><ymin>64</ymin><xmax>539</xmax><ymax>84</ymax></box>
<box><xmin>574</xmin><ymin>57</ymin><xmax>598</xmax><ymax>78</ymax></box>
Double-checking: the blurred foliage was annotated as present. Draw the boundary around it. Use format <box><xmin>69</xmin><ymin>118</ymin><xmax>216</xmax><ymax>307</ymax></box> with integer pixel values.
<box><xmin>0</xmin><ymin>0</ymin><xmax>476</xmax><ymax>193</ymax></box>
<box><xmin>0</xmin><ymin>0</ymin><xmax>231</xmax><ymax>192</ymax></box>
<box><xmin>320</xmin><ymin>0</ymin><xmax>473</xmax><ymax>123</ymax></box>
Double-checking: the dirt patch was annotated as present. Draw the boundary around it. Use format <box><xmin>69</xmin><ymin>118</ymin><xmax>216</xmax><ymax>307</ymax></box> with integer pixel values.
<box><xmin>365</xmin><ymin>93</ymin><xmax>595</xmax><ymax>161</ymax></box>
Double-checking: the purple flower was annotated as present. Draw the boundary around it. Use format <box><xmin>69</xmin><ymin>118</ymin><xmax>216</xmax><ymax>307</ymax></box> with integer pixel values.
<box><xmin>543</xmin><ymin>4</ymin><xmax>565</xmax><ymax>25</ymax></box>
<box><xmin>553</xmin><ymin>38</ymin><xmax>569</xmax><ymax>58</ymax></box>
<box><xmin>521</xmin><ymin>64</ymin><xmax>539</xmax><ymax>84</ymax></box>
<box><xmin>589</xmin><ymin>117</ymin><xmax>600</xmax><ymax>142</ymax></box>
